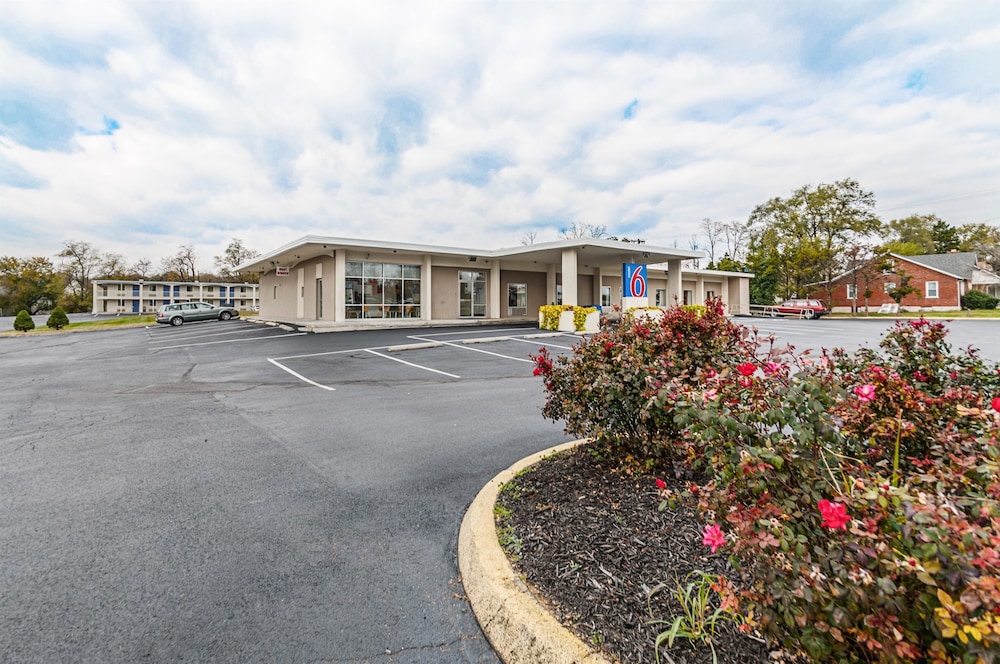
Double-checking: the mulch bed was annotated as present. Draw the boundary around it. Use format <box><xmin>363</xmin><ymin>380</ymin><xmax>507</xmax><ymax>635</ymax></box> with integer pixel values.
<box><xmin>495</xmin><ymin>442</ymin><xmax>790</xmax><ymax>663</ymax></box>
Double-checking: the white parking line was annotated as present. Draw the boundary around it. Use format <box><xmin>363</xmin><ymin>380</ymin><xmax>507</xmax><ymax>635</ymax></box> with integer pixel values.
<box><xmin>406</xmin><ymin>334</ymin><xmax>535</xmax><ymax>363</ymax></box>
<box><xmin>506</xmin><ymin>336</ymin><xmax>575</xmax><ymax>350</ymax></box>
<box><xmin>267</xmin><ymin>358</ymin><xmax>336</xmax><ymax>391</ymax></box>
<box><xmin>364</xmin><ymin>349</ymin><xmax>460</xmax><ymax>378</ymax></box>
<box><xmin>153</xmin><ymin>332</ymin><xmax>307</xmax><ymax>349</ymax></box>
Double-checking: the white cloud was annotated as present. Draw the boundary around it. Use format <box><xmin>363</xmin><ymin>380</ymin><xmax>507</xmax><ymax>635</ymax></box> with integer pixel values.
<box><xmin>1</xmin><ymin>0</ymin><xmax>998</xmax><ymax>271</ymax></box>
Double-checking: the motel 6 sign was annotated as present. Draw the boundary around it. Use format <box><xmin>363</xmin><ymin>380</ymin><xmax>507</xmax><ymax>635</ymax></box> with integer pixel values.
<box><xmin>623</xmin><ymin>263</ymin><xmax>647</xmax><ymax>298</ymax></box>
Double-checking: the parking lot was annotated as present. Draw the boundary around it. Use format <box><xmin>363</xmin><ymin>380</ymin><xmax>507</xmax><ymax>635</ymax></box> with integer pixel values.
<box><xmin>2</xmin><ymin>315</ymin><xmax>998</xmax><ymax>663</ymax></box>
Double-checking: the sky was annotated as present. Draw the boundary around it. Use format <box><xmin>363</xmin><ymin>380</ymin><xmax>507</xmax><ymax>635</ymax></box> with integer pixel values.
<box><xmin>1</xmin><ymin>0</ymin><xmax>999</xmax><ymax>274</ymax></box>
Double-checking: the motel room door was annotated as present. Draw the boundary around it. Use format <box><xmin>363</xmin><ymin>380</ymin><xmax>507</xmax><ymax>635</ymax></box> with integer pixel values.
<box><xmin>458</xmin><ymin>270</ymin><xmax>487</xmax><ymax>317</ymax></box>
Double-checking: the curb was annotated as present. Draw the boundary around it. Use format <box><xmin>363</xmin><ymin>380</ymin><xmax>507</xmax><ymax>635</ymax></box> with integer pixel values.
<box><xmin>458</xmin><ymin>440</ymin><xmax>611</xmax><ymax>664</ymax></box>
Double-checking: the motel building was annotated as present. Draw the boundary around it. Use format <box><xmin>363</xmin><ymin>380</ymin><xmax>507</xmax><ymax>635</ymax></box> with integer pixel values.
<box><xmin>236</xmin><ymin>235</ymin><xmax>753</xmax><ymax>329</ymax></box>
<box><xmin>91</xmin><ymin>279</ymin><xmax>260</xmax><ymax>314</ymax></box>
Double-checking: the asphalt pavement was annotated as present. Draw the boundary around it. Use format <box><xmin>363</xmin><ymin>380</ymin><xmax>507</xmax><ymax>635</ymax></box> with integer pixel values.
<box><xmin>1</xmin><ymin>316</ymin><xmax>997</xmax><ymax>663</ymax></box>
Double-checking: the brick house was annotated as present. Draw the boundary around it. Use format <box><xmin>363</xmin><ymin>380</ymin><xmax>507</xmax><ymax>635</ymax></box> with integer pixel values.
<box><xmin>826</xmin><ymin>252</ymin><xmax>1000</xmax><ymax>313</ymax></box>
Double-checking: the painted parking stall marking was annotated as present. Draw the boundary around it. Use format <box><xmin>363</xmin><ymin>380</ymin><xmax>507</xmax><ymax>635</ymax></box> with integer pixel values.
<box><xmin>267</xmin><ymin>328</ymin><xmax>579</xmax><ymax>391</ymax></box>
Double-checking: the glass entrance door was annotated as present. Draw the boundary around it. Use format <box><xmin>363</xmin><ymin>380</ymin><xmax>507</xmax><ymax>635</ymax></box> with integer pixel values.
<box><xmin>458</xmin><ymin>270</ymin><xmax>487</xmax><ymax>317</ymax></box>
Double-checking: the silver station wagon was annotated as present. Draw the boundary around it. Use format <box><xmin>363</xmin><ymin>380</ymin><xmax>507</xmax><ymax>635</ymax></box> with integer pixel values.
<box><xmin>155</xmin><ymin>302</ymin><xmax>240</xmax><ymax>326</ymax></box>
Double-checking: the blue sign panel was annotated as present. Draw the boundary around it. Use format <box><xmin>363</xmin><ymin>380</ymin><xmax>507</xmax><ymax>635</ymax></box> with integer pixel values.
<box><xmin>623</xmin><ymin>263</ymin><xmax>647</xmax><ymax>298</ymax></box>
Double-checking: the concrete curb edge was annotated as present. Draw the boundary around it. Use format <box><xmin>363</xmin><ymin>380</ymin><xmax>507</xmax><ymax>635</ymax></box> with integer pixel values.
<box><xmin>458</xmin><ymin>439</ymin><xmax>611</xmax><ymax>664</ymax></box>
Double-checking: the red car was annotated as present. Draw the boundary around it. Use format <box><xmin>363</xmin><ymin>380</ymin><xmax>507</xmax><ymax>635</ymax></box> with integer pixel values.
<box><xmin>769</xmin><ymin>298</ymin><xmax>829</xmax><ymax>319</ymax></box>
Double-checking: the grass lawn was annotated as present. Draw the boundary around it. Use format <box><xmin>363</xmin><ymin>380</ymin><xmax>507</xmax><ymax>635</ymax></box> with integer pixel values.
<box><xmin>1</xmin><ymin>315</ymin><xmax>155</xmax><ymax>336</ymax></box>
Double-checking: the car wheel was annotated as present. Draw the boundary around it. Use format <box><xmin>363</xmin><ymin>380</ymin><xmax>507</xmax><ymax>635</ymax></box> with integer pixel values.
<box><xmin>804</xmin><ymin>309</ymin><xmax>814</xmax><ymax>319</ymax></box>
<box><xmin>220</xmin><ymin>311</ymin><xmax>232</xmax><ymax>321</ymax></box>
<box><xmin>170</xmin><ymin>316</ymin><xmax>184</xmax><ymax>326</ymax></box>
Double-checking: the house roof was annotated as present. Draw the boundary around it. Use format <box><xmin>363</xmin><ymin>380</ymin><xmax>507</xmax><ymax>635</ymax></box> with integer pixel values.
<box><xmin>904</xmin><ymin>252</ymin><xmax>979</xmax><ymax>280</ymax></box>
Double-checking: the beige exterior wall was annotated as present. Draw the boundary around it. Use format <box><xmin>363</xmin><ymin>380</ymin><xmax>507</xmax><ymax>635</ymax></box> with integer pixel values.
<box><xmin>247</xmin><ymin>240</ymin><xmax>753</xmax><ymax>323</ymax></box>
<box><xmin>500</xmin><ymin>269</ymin><xmax>548</xmax><ymax>318</ymax></box>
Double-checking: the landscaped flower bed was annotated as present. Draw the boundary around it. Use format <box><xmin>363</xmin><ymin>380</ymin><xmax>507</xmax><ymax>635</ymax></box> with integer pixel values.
<box><xmin>529</xmin><ymin>302</ymin><xmax>1000</xmax><ymax>662</ymax></box>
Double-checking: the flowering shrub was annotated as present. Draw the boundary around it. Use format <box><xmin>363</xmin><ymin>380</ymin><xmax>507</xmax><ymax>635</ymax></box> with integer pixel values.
<box><xmin>661</xmin><ymin>321</ymin><xmax>1000</xmax><ymax>662</ymax></box>
<box><xmin>531</xmin><ymin>299</ymin><xmax>747</xmax><ymax>466</ymax></box>
<box><xmin>535</xmin><ymin>311</ymin><xmax>1000</xmax><ymax>662</ymax></box>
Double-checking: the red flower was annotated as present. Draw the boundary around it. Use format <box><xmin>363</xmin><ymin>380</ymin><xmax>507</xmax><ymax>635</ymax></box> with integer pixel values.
<box><xmin>992</xmin><ymin>396</ymin><xmax>1000</xmax><ymax>412</ymax></box>
<box><xmin>655</xmin><ymin>478</ymin><xmax>667</xmax><ymax>490</ymax></box>
<box><xmin>763</xmin><ymin>361</ymin><xmax>784</xmax><ymax>376</ymax></box>
<box><xmin>818</xmin><ymin>499</ymin><xmax>850</xmax><ymax>530</ymax></box>
<box><xmin>853</xmin><ymin>384</ymin><xmax>876</xmax><ymax>402</ymax></box>
<box><xmin>702</xmin><ymin>524</ymin><xmax>726</xmax><ymax>553</ymax></box>
<box><xmin>913</xmin><ymin>370</ymin><xmax>928</xmax><ymax>382</ymax></box>
<box><xmin>737</xmin><ymin>362</ymin><xmax>756</xmax><ymax>377</ymax></box>
<box><xmin>532</xmin><ymin>367</ymin><xmax>543</xmax><ymax>376</ymax></box>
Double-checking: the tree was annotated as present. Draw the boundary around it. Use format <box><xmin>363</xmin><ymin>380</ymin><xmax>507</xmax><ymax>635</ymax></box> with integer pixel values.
<box><xmin>748</xmin><ymin>178</ymin><xmax>881</xmax><ymax>301</ymax></box>
<box><xmin>885</xmin><ymin>267</ymin><xmax>919</xmax><ymax>305</ymax></box>
<box><xmin>131</xmin><ymin>258</ymin><xmax>153</xmax><ymax>280</ymax></box>
<box><xmin>520</xmin><ymin>230</ymin><xmax>538</xmax><ymax>246</ymax></box>
<box><xmin>0</xmin><ymin>256</ymin><xmax>62</xmax><ymax>315</ymax></box>
<box><xmin>842</xmin><ymin>244</ymin><xmax>889</xmax><ymax>315</ymax></box>
<box><xmin>932</xmin><ymin>218</ymin><xmax>960</xmax><ymax>254</ymax></box>
<box><xmin>721</xmin><ymin>220</ymin><xmax>751</xmax><ymax>264</ymax></box>
<box><xmin>214</xmin><ymin>239</ymin><xmax>260</xmax><ymax>282</ymax></box>
<box><xmin>46</xmin><ymin>307</ymin><xmax>69</xmax><ymax>329</ymax></box>
<box><xmin>57</xmin><ymin>240</ymin><xmax>102</xmax><ymax>311</ymax></box>
<box><xmin>161</xmin><ymin>244</ymin><xmax>199</xmax><ymax>281</ymax></box>
<box><xmin>957</xmin><ymin>222</ymin><xmax>1000</xmax><ymax>271</ymax></box>
<box><xmin>13</xmin><ymin>310</ymin><xmax>35</xmax><ymax>332</ymax></box>
<box><xmin>99</xmin><ymin>252</ymin><xmax>129</xmax><ymax>279</ymax></box>
<box><xmin>560</xmin><ymin>222</ymin><xmax>607</xmax><ymax>239</ymax></box>
<box><xmin>882</xmin><ymin>214</ymin><xmax>938</xmax><ymax>255</ymax></box>
<box><xmin>700</xmin><ymin>218</ymin><xmax>723</xmax><ymax>265</ymax></box>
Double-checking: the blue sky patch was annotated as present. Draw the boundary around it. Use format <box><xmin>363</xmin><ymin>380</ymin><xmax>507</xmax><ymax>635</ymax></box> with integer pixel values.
<box><xmin>623</xmin><ymin>99</ymin><xmax>639</xmax><ymax>120</ymax></box>
<box><xmin>906</xmin><ymin>70</ymin><xmax>926</xmax><ymax>91</ymax></box>
<box><xmin>450</xmin><ymin>152</ymin><xmax>508</xmax><ymax>187</ymax></box>
<box><xmin>0</xmin><ymin>95</ymin><xmax>77</xmax><ymax>151</ymax></box>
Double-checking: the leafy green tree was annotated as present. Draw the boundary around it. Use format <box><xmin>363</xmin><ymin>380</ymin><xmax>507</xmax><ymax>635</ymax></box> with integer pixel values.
<box><xmin>886</xmin><ymin>267</ymin><xmax>919</xmax><ymax>305</ymax></box>
<box><xmin>931</xmin><ymin>218</ymin><xmax>960</xmax><ymax>253</ymax></box>
<box><xmin>13</xmin><ymin>310</ymin><xmax>35</xmax><ymax>331</ymax></box>
<box><xmin>46</xmin><ymin>306</ymin><xmax>70</xmax><ymax>329</ymax></box>
<box><xmin>748</xmin><ymin>178</ymin><xmax>881</xmax><ymax>301</ymax></box>
<box><xmin>882</xmin><ymin>214</ymin><xmax>938</xmax><ymax>255</ymax></box>
<box><xmin>0</xmin><ymin>256</ymin><xmax>63</xmax><ymax>315</ymax></box>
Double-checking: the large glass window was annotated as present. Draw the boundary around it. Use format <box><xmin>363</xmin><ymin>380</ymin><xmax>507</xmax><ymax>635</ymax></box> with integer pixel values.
<box><xmin>345</xmin><ymin>261</ymin><xmax>421</xmax><ymax>319</ymax></box>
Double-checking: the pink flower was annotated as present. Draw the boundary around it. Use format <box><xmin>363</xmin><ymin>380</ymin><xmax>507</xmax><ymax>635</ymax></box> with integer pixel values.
<box><xmin>763</xmin><ymin>361</ymin><xmax>784</xmax><ymax>376</ymax></box>
<box><xmin>818</xmin><ymin>499</ymin><xmax>850</xmax><ymax>530</ymax></box>
<box><xmin>702</xmin><ymin>524</ymin><xmax>726</xmax><ymax>553</ymax></box>
<box><xmin>913</xmin><ymin>370</ymin><xmax>928</xmax><ymax>382</ymax></box>
<box><xmin>737</xmin><ymin>362</ymin><xmax>757</xmax><ymax>377</ymax></box>
<box><xmin>655</xmin><ymin>478</ymin><xmax>666</xmax><ymax>490</ymax></box>
<box><xmin>992</xmin><ymin>396</ymin><xmax>1000</xmax><ymax>412</ymax></box>
<box><xmin>853</xmin><ymin>384</ymin><xmax>876</xmax><ymax>402</ymax></box>
<box><xmin>703</xmin><ymin>388</ymin><xmax>718</xmax><ymax>402</ymax></box>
